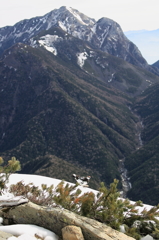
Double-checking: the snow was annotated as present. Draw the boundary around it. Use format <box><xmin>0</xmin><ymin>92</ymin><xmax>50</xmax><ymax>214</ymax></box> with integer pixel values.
<box><xmin>66</xmin><ymin>7</ymin><xmax>88</xmax><ymax>26</ymax></box>
<box><xmin>98</xmin><ymin>26</ymin><xmax>110</xmax><ymax>48</ymax></box>
<box><xmin>141</xmin><ymin>235</ymin><xmax>153</xmax><ymax>240</ymax></box>
<box><xmin>38</xmin><ymin>34</ymin><xmax>63</xmax><ymax>55</ymax></box>
<box><xmin>0</xmin><ymin>224</ymin><xmax>58</xmax><ymax>240</ymax></box>
<box><xmin>0</xmin><ymin>194</ymin><xmax>28</xmax><ymax>207</ymax></box>
<box><xmin>91</xmin><ymin>24</ymin><xmax>97</xmax><ymax>34</ymax></box>
<box><xmin>6</xmin><ymin>173</ymin><xmax>97</xmax><ymax>197</ymax></box>
<box><xmin>58</xmin><ymin>21</ymin><xmax>67</xmax><ymax>32</ymax></box>
<box><xmin>77</xmin><ymin>52</ymin><xmax>88</xmax><ymax>68</ymax></box>
<box><xmin>90</xmin><ymin>51</ymin><xmax>95</xmax><ymax>57</ymax></box>
<box><xmin>108</xmin><ymin>72</ymin><xmax>115</xmax><ymax>82</ymax></box>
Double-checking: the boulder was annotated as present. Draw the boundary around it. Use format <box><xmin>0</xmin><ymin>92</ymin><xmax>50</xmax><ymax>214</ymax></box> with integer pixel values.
<box><xmin>62</xmin><ymin>225</ymin><xmax>85</xmax><ymax>240</ymax></box>
<box><xmin>141</xmin><ymin>235</ymin><xmax>153</xmax><ymax>240</ymax></box>
<box><xmin>0</xmin><ymin>201</ymin><xmax>135</xmax><ymax>240</ymax></box>
<box><xmin>0</xmin><ymin>230</ymin><xmax>13</xmax><ymax>239</ymax></box>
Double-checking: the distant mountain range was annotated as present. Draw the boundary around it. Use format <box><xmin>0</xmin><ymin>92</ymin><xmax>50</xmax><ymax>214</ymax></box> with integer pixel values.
<box><xmin>125</xmin><ymin>29</ymin><xmax>159</xmax><ymax>65</ymax></box>
<box><xmin>1</xmin><ymin>6</ymin><xmax>159</xmax><ymax>205</ymax></box>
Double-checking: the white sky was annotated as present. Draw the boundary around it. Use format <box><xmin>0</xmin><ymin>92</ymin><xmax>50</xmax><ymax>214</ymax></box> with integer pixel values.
<box><xmin>0</xmin><ymin>0</ymin><xmax>158</xmax><ymax>31</ymax></box>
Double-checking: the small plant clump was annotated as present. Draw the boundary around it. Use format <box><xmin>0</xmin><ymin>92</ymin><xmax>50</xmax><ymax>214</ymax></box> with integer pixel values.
<box><xmin>9</xmin><ymin>178</ymin><xmax>159</xmax><ymax>239</ymax></box>
<box><xmin>0</xmin><ymin>156</ymin><xmax>21</xmax><ymax>194</ymax></box>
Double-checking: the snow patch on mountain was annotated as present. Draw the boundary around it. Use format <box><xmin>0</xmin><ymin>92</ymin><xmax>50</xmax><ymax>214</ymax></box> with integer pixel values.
<box><xmin>91</xmin><ymin>24</ymin><xmax>97</xmax><ymax>34</ymax></box>
<box><xmin>98</xmin><ymin>26</ymin><xmax>110</xmax><ymax>48</ymax></box>
<box><xmin>66</xmin><ymin>7</ymin><xmax>88</xmax><ymax>26</ymax></box>
<box><xmin>90</xmin><ymin>51</ymin><xmax>96</xmax><ymax>57</ymax></box>
<box><xmin>38</xmin><ymin>41</ymin><xmax>57</xmax><ymax>55</ymax></box>
<box><xmin>108</xmin><ymin>72</ymin><xmax>115</xmax><ymax>82</ymax></box>
<box><xmin>38</xmin><ymin>34</ymin><xmax>63</xmax><ymax>55</ymax></box>
<box><xmin>58</xmin><ymin>21</ymin><xmax>67</xmax><ymax>32</ymax></box>
<box><xmin>77</xmin><ymin>52</ymin><xmax>88</xmax><ymax>68</ymax></box>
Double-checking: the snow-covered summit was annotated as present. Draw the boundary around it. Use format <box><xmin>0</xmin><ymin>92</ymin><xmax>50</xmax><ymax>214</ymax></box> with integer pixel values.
<box><xmin>0</xmin><ymin>6</ymin><xmax>149</xmax><ymax>70</ymax></box>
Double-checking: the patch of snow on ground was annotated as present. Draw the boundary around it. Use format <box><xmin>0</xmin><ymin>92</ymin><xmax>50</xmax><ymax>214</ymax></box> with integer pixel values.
<box><xmin>38</xmin><ymin>34</ymin><xmax>62</xmax><ymax>55</ymax></box>
<box><xmin>7</xmin><ymin>173</ymin><xmax>97</xmax><ymax>196</ymax></box>
<box><xmin>91</xmin><ymin>24</ymin><xmax>97</xmax><ymax>34</ymax></box>
<box><xmin>66</xmin><ymin>7</ymin><xmax>88</xmax><ymax>25</ymax></box>
<box><xmin>0</xmin><ymin>224</ymin><xmax>58</xmax><ymax>240</ymax></box>
<box><xmin>98</xmin><ymin>26</ymin><xmax>110</xmax><ymax>48</ymax></box>
<box><xmin>90</xmin><ymin>51</ymin><xmax>96</xmax><ymax>58</ymax></box>
<box><xmin>77</xmin><ymin>52</ymin><xmax>88</xmax><ymax>68</ymax></box>
<box><xmin>58</xmin><ymin>21</ymin><xmax>67</xmax><ymax>32</ymax></box>
<box><xmin>108</xmin><ymin>72</ymin><xmax>115</xmax><ymax>82</ymax></box>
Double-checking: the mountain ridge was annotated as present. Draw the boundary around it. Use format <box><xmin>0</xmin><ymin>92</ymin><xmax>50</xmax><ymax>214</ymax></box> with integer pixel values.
<box><xmin>1</xmin><ymin>6</ymin><xmax>158</xmax><ymax>76</ymax></box>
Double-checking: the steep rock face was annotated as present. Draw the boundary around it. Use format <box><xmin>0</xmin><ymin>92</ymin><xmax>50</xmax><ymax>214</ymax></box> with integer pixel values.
<box><xmin>89</xmin><ymin>18</ymin><xmax>148</xmax><ymax>69</ymax></box>
<box><xmin>0</xmin><ymin>6</ymin><xmax>152</xmax><ymax>72</ymax></box>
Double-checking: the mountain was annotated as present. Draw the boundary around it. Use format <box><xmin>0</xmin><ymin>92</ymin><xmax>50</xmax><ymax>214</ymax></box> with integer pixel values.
<box><xmin>125</xmin><ymin>29</ymin><xmax>159</xmax><ymax>65</ymax></box>
<box><xmin>1</xmin><ymin>6</ymin><xmax>159</xmax><ymax>204</ymax></box>
<box><xmin>0</xmin><ymin>6</ymin><xmax>158</xmax><ymax>76</ymax></box>
<box><xmin>29</xmin><ymin>26</ymin><xmax>159</xmax><ymax>95</ymax></box>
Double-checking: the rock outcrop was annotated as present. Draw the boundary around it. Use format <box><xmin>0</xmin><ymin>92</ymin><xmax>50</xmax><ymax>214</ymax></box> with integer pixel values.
<box><xmin>62</xmin><ymin>225</ymin><xmax>85</xmax><ymax>240</ymax></box>
<box><xmin>0</xmin><ymin>201</ymin><xmax>135</xmax><ymax>240</ymax></box>
<box><xmin>0</xmin><ymin>230</ymin><xmax>13</xmax><ymax>239</ymax></box>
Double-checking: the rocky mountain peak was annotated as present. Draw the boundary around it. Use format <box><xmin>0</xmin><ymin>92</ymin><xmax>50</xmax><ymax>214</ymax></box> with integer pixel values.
<box><xmin>0</xmin><ymin>6</ymin><xmax>158</xmax><ymax>75</ymax></box>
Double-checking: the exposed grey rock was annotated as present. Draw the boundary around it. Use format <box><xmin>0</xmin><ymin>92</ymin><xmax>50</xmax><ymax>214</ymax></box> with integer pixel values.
<box><xmin>0</xmin><ymin>201</ymin><xmax>135</xmax><ymax>240</ymax></box>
